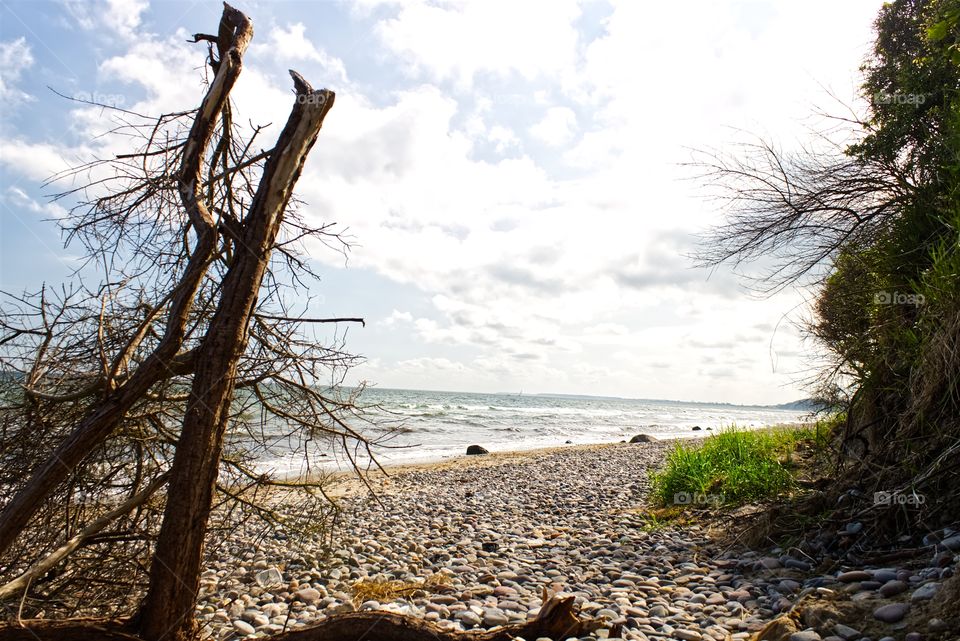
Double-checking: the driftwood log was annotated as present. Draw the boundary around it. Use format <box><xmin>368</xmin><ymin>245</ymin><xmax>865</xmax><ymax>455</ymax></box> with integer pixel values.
<box><xmin>0</xmin><ymin>594</ymin><xmax>609</xmax><ymax>641</ymax></box>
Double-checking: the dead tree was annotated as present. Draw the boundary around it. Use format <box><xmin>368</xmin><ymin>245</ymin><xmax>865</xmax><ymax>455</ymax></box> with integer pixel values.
<box><xmin>0</xmin><ymin>0</ymin><xmax>365</xmax><ymax>629</ymax></box>
<box><xmin>0</xmin><ymin>5</ymin><xmax>610</xmax><ymax>640</ymax></box>
<box><xmin>137</xmin><ymin>31</ymin><xmax>338</xmax><ymax>641</ymax></box>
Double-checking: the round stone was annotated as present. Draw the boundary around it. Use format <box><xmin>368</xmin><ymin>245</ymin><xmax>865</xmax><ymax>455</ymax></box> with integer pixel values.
<box><xmin>232</xmin><ymin>620</ymin><xmax>255</xmax><ymax>636</ymax></box>
<box><xmin>879</xmin><ymin>580</ymin><xmax>907</xmax><ymax>597</ymax></box>
<box><xmin>832</xmin><ymin>623</ymin><xmax>861</xmax><ymax>640</ymax></box>
<box><xmin>910</xmin><ymin>582</ymin><xmax>939</xmax><ymax>601</ymax></box>
<box><xmin>874</xmin><ymin>602</ymin><xmax>910</xmax><ymax>623</ymax></box>
<box><xmin>928</xmin><ymin>618</ymin><xmax>949</xmax><ymax>632</ymax></box>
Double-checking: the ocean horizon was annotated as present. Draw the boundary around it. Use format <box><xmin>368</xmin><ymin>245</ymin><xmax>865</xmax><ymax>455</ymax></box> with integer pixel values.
<box><xmin>254</xmin><ymin>387</ymin><xmax>814</xmax><ymax>475</ymax></box>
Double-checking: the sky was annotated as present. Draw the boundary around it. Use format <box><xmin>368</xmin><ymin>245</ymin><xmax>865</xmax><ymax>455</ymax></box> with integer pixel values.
<box><xmin>0</xmin><ymin>0</ymin><xmax>886</xmax><ymax>404</ymax></box>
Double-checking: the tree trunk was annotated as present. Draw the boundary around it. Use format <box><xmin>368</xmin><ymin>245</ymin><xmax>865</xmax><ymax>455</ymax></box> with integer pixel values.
<box><xmin>0</xmin><ymin>2</ymin><xmax>252</xmax><ymax>560</ymax></box>
<box><xmin>137</xmin><ymin>71</ymin><xmax>335</xmax><ymax>641</ymax></box>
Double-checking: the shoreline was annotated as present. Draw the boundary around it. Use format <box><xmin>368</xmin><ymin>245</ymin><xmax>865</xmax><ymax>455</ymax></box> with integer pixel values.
<box><xmin>319</xmin><ymin>421</ymin><xmax>806</xmax><ymax>496</ymax></box>
<box><xmin>258</xmin><ymin>408</ymin><xmax>814</xmax><ymax>478</ymax></box>
<box><xmin>321</xmin><ymin>438</ymin><xmax>690</xmax><ymax>498</ymax></box>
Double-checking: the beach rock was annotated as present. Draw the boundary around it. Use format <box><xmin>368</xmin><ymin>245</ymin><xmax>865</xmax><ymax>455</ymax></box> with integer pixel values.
<box><xmin>832</xmin><ymin>624</ymin><xmax>861</xmax><ymax>640</ymax></box>
<box><xmin>692</xmin><ymin>426</ymin><xmax>702</xmax><ymax>431</ymax></box>
<box><xmin>630</xmin><ymin>434</ymin><xmax>658</xmax><ymax>443</ymax></box>
<box><xmin>837</xmin><ymin>570</ymin><xmax>872</xmax><ymax>583</ymax></box>
<box><xmin>482</xmin><ymin>608</ymin><xmax>509</xmax><ymax>627</ymax></box>
<box><xmin>879</xmin><ymin>580</ymin><xmax>907</xmax><ymax>597</ymax></box>
<box><xmin>928</xmin><ymin>618</ymin><xmax>949</xmax><ymax>632</ymax></box>
<box><xmin>254</xmin><ymin>567</ymin><xmax>283</xmax><ymax>588</ymax></box>
<box><xmin>455</xmin><ymin>610</ymin><xmax>482</xmax><ymax>627</ymax></box>
<box><xmin>789</xmin><ymin>631</ymin><xmax>822</xmax><ymax>641</ymax></box>
<box><xmin>910</xmin><ymin>582</ymin><xmax>938</xmax><ymax>600</ymax></box>
<box><xmin>431</xmin><ymin>595</ymin><xmax>458</xmax><ymax>606</ymax></box>
<box><xmin>232</xmin><ymin>620</ymin><xmax>255</xmax><ymax>636</ymax></box>
<box><xmin>873</xmin><ymin>602</ymin><xmax>910</xmax><ymax>623</ymax></box>
<box><xmin>295</xmin><ymin>587</ymin><xmax>322</xmax><ymax>605</ymax></box>
<box><xmin>778</xmin><ymin>579</ymin><xmax>801</xmax><ymax>593</ymax></box>
<box><xmin>466</xmin><ymin>445</ymin><xmax>489</xmax><ymax>455</ymax></box>
<box><xmin>842</xmin><ymin>521</ymin><xmax>863</xmax><ymax>535</ymax></box>
<box><xmin>872</xmin><ymin>569</ymin><xmax>899</xmax><ymax>583</ymax></box>
<box><xmin>940</xmin><ymin>534</ymin><xmax>960</xmax><ymax>551</ymax></box>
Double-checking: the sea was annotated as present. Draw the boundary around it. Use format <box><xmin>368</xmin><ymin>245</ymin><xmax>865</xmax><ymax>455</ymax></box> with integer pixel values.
<box><xmin>252</xmin><ymin>388</ymin><xmax>812</xmax><ymax>476</ymax></box>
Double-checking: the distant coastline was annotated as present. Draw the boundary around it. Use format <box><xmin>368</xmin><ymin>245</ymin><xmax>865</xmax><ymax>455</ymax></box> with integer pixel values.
<box><xmin>361</xmin><ymin>386</ymin><xmax>819</xmax><ymax>411</ymax></box>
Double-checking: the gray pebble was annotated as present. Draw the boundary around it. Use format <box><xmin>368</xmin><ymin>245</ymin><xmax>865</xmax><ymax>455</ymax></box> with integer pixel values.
<box><xmin>910</xmin><ymin>582</ymin><xmax>938</xmax><ymax>601</ymax></box>
<box><xmin>879</xmin><ymin>580</ymin><xmax>907</xmax><ymax>597</ymax></box>
<box><xmin>833</xmin><ymin>623</ymin><xmax>860</xmax><ymax>640</ymax></box>
<box><xmin>874</xmin><ymin>602</ymin><xmax>910</xmax><ymax>623</ymax></box>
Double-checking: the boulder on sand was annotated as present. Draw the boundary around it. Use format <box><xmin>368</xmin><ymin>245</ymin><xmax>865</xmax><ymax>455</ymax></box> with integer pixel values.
<box><xmin>630</xmin><ymin>434</ymin><xmax>658</xmax><ymax>443</ymax></box>
<box><xmin>466</xmin><ymin>444</ymin><xmax>489</xmax><ymax>455</ymax></box>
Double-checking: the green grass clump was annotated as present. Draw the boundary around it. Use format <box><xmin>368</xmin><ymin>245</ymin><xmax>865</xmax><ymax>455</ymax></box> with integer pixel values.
<box><xmin>650</xmin><ymin>425</ymin><xmax>806</xmax><ymax>507</ymax></box>
<box><xmin>787</xmin><ymin>413</ymin><xmax>842</xmax><ymax>455</ymax></box>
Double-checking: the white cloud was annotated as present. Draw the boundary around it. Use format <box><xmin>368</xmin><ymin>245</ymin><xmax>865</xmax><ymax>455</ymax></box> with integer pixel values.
<box><xmin>98</xmin><ymin>34</ymin><xmax>207</xmax><ymax>113</ymax></box>
<box><xmin>0</xmin><ymin>38</ymin><xmax>35</xmax><ymax>104</ymax></box>
<box><xmin>62</xmin><ymin>0</ymin><xmax>148</xmax><ymax>40</ymax></box>
<box><xmin>488</xmin><ymin>125</ymin><xmax>520</xmax><ymax>153</ymax></box>
<box><xmin>104</xmin><ymin>0</ymin><xmax>149</xmax><ymax>39</ymax></box>
<box><xmin>3</xmin><ymin>185</ymin><xmax>68</xmax><ymax>219</ymax></box>
<box><xmin>529</xmin><ymin>106</ymin><xmax>577</xmax><ymax>146</ymax></box>
<box><xmin>0</xmin><ymin>139</ymin><xmax>79</xmax><ymax>181</ymax></box>
<box><xmin>381</xmin><ymin>309</ymin><xmax>413</xmax><ymax>326</ymax></box>
<box><xmin>252</xmin><ymin>23</ymin><xmax>349</xmax><ymax>85</ymax></box>
<box><xmin>370</xmin><ymin>0</ymin><xmax>582</xmax><ymax>86</ymax></box>
<box><xmin>561</xmin><ymin>0</ymin><xmax>878</xmax><ymax>174</ymax></box>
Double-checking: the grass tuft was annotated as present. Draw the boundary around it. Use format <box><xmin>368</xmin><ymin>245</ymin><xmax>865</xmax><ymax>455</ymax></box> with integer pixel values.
<box><xmin>650</xmin><ymin>422</ymin><xmax>835</xmax><ymax>507</ymax></box>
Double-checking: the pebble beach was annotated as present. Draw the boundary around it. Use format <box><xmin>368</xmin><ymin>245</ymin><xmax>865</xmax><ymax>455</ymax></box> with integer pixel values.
<box><xmin>194</xmin><ymin>441</ymin><xmax>958</xmax><ymax>641</ymax></box>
